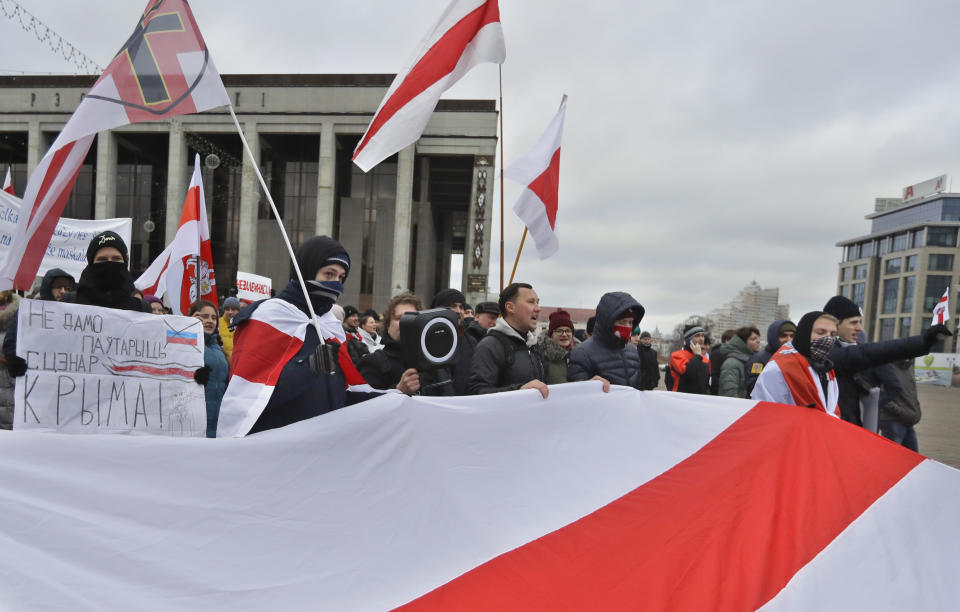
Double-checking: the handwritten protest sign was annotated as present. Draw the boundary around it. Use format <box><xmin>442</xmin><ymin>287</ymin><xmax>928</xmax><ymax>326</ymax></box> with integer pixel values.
<box><xmin>236</xmin><ymin>271</ymin><xmax>272</xmax><ymax>302</ymax></box>
<box><xmin>14</xmin><ymin>299</ymin><xmax>206</xmax><ymax>436</ymax></box>
<box><xmin>0</xmin><ymin>190</ymin><xmax>132</xmax><ymax>282</ymax></box>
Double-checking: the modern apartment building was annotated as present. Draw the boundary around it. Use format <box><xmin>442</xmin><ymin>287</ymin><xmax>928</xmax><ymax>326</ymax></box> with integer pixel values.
<box><xmin>836</xmin><ymin>183</ymin><xmax>959</xmax><ymax>351</ymax></box>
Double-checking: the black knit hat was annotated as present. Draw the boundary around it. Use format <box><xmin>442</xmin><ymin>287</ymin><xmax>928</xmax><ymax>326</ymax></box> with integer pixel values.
<box><xmin>86</xmin><ymin>231</ymin><xmax>129</xmax><ymax>265</ymax></box>
<box><xmin>823</xmin><ymin>295</ymin><xmax>861</xmax><ymax>321</ymax></box>
<box><xmin>292</xmin><ymin>236</ymin><xmax>350</xmax><ymax>282</ymax></box>
<box><xmin>431</xmin><ymin>288</ymin><xmax>466</xmax><ymax>309</ymax></box>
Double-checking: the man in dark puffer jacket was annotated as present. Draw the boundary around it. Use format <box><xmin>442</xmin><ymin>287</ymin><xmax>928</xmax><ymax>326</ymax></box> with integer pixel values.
<box><xmin>567</xmin><ymin>291</ymin><xmax>645</xmax><ymax>388</ymax></box>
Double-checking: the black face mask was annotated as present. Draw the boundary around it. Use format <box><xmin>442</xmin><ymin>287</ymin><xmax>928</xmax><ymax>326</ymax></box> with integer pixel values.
<box><xmin>76</xmin><ymin>262</ymin><xmax>135</xmax><ymax>308</ymax></box>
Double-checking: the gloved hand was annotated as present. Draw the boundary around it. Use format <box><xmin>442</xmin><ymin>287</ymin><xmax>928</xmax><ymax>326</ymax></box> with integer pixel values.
<box><xmin>194</xmin><ymin>365</ymin><xmax>211</xmax><ymax>386</ymax></box>
<box><xmin>923</xmin><ymin>324</ymin><xmax>952</xmax><ymax>347</ymax></box>
<box><xmin>4</xmin><ymin>355</ymin><xmax>26</xmax><ymax>377</ymax></box>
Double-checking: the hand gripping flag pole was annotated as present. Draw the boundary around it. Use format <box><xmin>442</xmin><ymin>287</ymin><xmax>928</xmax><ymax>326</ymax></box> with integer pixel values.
<box><xmin>228</xmin><ymin>106</ymin><xmax>324</xmax><ymax>338</ymax></box>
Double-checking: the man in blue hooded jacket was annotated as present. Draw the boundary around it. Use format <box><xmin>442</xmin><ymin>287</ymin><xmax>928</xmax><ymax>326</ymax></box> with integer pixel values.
<box><xmin>567</xmin><ymin>291</ymin><xmax>645</xmax><ymax>388</ymax></box>
<box><xmin>744</xmin><ymin>319</ymin><xmax>796</xmax><ymax>396</ymax></box>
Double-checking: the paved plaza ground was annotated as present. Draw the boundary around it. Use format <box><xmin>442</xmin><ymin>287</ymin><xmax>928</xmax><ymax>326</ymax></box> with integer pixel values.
<box><xmin>916</xmin><ymin>384</ymin><xmax>960</xmax><ymax>469</ymax></box>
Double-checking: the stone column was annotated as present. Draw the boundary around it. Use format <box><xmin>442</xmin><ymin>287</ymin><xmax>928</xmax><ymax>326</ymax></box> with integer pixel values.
<box><xmin>463</xmin><ymin>157</ymin><xmax>494</xmax><ymax>305</ymax></box>
<box><xmin>26</xmin><ymin>119</ymin><xmax>42</xmax><ymax>175</ymax></box>
<box><xmin>237</xmin><ymin>119</ymin><xmax>260</xmax><ymax>272</ymax></box>
<box><xmin>94</xmin><ymin>131</ymin><xmax>117</xmax><ymax>219</ymax></box>
<box><xmin>390</xmin><ymin>144</ymin><xmax>415</xmax><ymax>294</ymax></box>
<box><xmin>164</xmin><ymin>120</ymin><xmax>187</xmax><ymax>242</ymax></box>
<box><xmin>315</xmin><ymin>122</ymin><xmax>336</xmax><ymax>236</ymax></box>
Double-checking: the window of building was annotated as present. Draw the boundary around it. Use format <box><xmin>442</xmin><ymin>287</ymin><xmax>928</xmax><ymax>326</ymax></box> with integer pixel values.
<box><xmin>905</xmin><ymin>254</ymin><xmax>918</xmax><ymax>271</ymax></box>
<box><xmin>840</xmin><ymin>284</ymin><xmax>851</xmax><ymax>298</ymax></box>
<box><xmin>910</xmin><ymin>228</ymin><xmax>925</xmax><ymax>248</ymax></box>
<box><xmin>854</xmin><ymin>264</ymin><xmax>868</xmax><ymax>279</ymax></box>
<box><xmin>924</xmin><ymin>275</ymin><xmax>952</xmax><ymax>311</ymax></box>
<box><xmin>841</xmin><ymin>267</ymin><xmax>851</xmax><ymax>281</ymax></box>
<box><xmin>878</xmin><ymin>236</ymin><xmax>889</xmax><ymax>256</ymax></box>
<box><xmin>884</xmin><ymin>258</ymin><xmax>902</xmax><ymax>275</ymax></box>
<box><xmin>845</xmin><ymin>245</ymin><xmax>857</xmax><ymax>262</ymax></box>
<box><xmin>852</xmin><ymin>282</ymin><xmax>866</xmax><ymax>307</ymax></box>
<box><xmin>858</xmin><ymin>241</ymin><xmax>873</xmax><ymax>258</ymax></box>
<box><xmin>881</xmin><ymin>278</ymin><xmax>899</xmax><ymax>314</ymax></box>
<box><xmin>943</xmin><ymin>200</ymin><xmax>960</xmax><ymax>222</ymax></box>
<box><xmin>879</xmin><ymin>318</ymin><xmax>896</xmax><ymax>341</ymax></box>
<box><xmin>928</xmin><ymin>253</ymin><xmax>954</xmax><ymax>271</ymax></box>
<box><xmin>927</xmin><ymin>227</ymin><xmax>958</xmax><ymax>247</ymax></box>
<box><xmin>891</xmin><ymin>233</ymin><xmax>908</xmax><ymax>252</ymax></box>
<box><xmin>902</xmin><ymin>275</ymin><xmax>915</xmax><ymax>311</ymax></box>
<box><xmin>899</xmin><ymin>316</ymin><xmax>912</xmax><ymax>338</ymax></box>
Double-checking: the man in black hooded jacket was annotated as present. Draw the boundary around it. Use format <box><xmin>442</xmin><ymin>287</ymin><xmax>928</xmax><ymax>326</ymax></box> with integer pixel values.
<box><xmin>568</xmin><ymin>291</ymin><xmax>645</xmax><ymax>388</ymax></box>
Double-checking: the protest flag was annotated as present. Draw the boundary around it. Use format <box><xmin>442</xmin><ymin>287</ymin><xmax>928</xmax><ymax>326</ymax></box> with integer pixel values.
<box><xmin>505</xmin><ymin>94</ymin><xmax>567</xmax><ymax>260</ymax></box>
<box><xmin>2</xmin><ymin>167</ymin><xmax>13</xmax><ymax>195</ymax></box>
<box><xmin>352</xmin><ymin>0</ymin><xmax>505</xmax><ymax>172</ymax></box>
<box><xmin>932</xmin><ymin>286</ymin><xmax>950</xmax><ymax>325</ymax></box>
<box><xmin>136</xmin><ymin>154</ymin><xmax>217</xmax><ymax>314</ymax></box>
<box><xmin>0</xmin><ymin>0</ymin><xmax>229</xmax><ymax>291</ymax></box>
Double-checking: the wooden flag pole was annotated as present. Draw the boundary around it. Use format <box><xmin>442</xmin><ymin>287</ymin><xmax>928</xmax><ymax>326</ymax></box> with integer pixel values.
<box><xmin>507</xmin><ymin>227</ymin><xmax>527</xmax><ymax>285</ymax></box>
<box><xmin>498</xmin><ymin>64</ymin><xmax>505</xmax><ymax>292</ymax></box>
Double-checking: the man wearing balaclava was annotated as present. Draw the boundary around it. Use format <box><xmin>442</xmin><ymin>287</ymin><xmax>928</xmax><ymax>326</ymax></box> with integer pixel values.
<box><xmin>4</xmin><ymin>232</ymin><xmax>148</xmax><ymax>379</ymax></box>
<box><xmin>751</xmin><ymin>311</ymin><xmax>841</xmax><ymax>415</ymax></box>
<box><xmin>217</xmin><ymin>236</ymin><xmax>414</xmax><ymax>437</ymax></box>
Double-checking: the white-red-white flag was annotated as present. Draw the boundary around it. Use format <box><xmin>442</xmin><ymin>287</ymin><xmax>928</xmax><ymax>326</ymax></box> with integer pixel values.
<box><xmin>505</xmin><ymin>95</ymin><xmax>567</xmax><ymax>259</ymax></box>
<box><xmin>352</xmin><ymin>0</ymin><xmax>505</xmax><ymax>172</ymax></box>
<box><xmin>2</xmin><ymin>167</ymin><xmax>14</xmax><ymax>196</ymax></box>
<box><xmin>1</xmin><ymin>387</ymin><xmax>959</xmax><ymax>610</ymax></box>
<box><xmin>932</xmin><ymin>286</ymin><xmax>950</xmax><ymax>325</ymax></box>
<box><xmin>136</xmin><ymin>154</ymin><xmax>217</xmax><ymax>315</ymax></box>
<box><xmin>0</xmin><ymin>0</ymin><xmax>229</xmax><ymax>291</ymax></box>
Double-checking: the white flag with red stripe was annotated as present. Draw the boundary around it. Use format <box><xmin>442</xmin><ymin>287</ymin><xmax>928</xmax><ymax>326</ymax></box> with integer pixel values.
<box><xmin>932</xmin><ymin>286</ymin><xmax>950</xmax><ymax>325</ymax></box>
<box><xmin>216</xmin><ymin>298</ymin><xmax>348</xmax><ymax>438</ymax></box>
<box><xmin>1</xmin><ymin>386</ymin><xmax>958</xmax><ymax>610</ymax></box>
<box><xmin>506</xmin><ymin>95</ymin><xmax>567</xmax><ymax>259</ymax></box>
<box><xmin>0</xmin><ymin>0</ymin><xmax>229</xmax><ymax>291</ymax></box>
<box><xmin>352</xmin><ymin>0</ymin><xmax>505</xmax><ymax>172</ymax></box>
<box><xmin>2</xmin><ymin>167</ymin><xmax>14</xmax><ymax>195</ymax></box>
<box><xmin>135</xmin><ymin>154</ymin><xmax>217</xmax><ymax>314</ymax></box>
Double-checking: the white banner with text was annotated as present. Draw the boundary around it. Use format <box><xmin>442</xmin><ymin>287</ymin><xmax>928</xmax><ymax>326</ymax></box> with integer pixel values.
<box><xmin>14</xmin><ymin>299</ymin><xmax>206</xmax><ymax>435</ymax></box>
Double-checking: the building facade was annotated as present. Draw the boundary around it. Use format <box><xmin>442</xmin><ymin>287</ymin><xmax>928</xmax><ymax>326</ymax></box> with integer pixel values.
<box><xmin>836</xmin><ymin>194</ymin><xmax>959</xmax><ymax>351</ymax></box>
<box><xmin>705</xmin><ymin>282</ymin><xmax>790</xmax><ymax>335</ymax></box>
<box><xmin>0</xmin><ymin>74</ymin><xmax>499</xmax><ymax>310</ymax></box>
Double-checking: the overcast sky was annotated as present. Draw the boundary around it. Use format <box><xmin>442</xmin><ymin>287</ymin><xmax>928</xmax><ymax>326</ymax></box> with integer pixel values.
<box><xmin>3</xmin><ymin>0</ymin><xmax>960</xmax><ymax>334</ymax></box>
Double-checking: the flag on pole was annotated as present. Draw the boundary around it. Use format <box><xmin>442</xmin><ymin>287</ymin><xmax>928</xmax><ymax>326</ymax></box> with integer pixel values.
<box><xmin>505</xmin><ymin>95</ymin><xmax>567</xmax><ymax>259</ymax></box>
<box><xmin>136</xmin><ymin>154</ymin><xmax>217</xmax><ymax>314</ymax></box>
<box><xmin>1</xmin><ymin>386</ymin><xmax>959</xmax><ymax>610</ymax></box>
<box><xmin>932</xmin><ymin>286</ymin><xmax>950</xmax><ymax>325</ymax></box>
<box><xmin>352</xmin><ymin>0</ymin><xmax>505</xmax><ymax>172</ymax></box>
<box><xmin>0</xmin><ymin>0</ymin><xmax>230</xmax><ymax>291</ymax></box>
<box><xmin>2</xmin><ymin>167</ymin><xmax>14</xmax><ymax>195</ymax></box>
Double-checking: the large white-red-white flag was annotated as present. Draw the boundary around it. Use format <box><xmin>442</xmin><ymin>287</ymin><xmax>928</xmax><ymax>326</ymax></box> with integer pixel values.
<box><xmin>932</xmin><ymin>286</ymin><xmax>950</xmax><ymax>325</ymax></box>
<box><xmin>2</xmin><ymin>167</ymin><xmax>14</xmax><ymax>195</ymax></box>
<box><xmin>1</xmin><ymin>386</ymin><xmax>958</xmax><ymax>610</ymax></box>
<box><xmin>506</xmin><ymin>94</ymin><xmax>567</xmax><ymax>259</ymax></box>
<box><xmin>136</xmin><ymin>154</ymin><xmax>216</xmax><ymax>314</ymax></box>
<box><xmin>0</xmin><ymin>0</ymin><xmax>229</xmax><ymax>291</ymax></box>
<box><xmin>352</xmin><ymin>0</ymin><xmax>505</xmax><ymax>172</ymax></box>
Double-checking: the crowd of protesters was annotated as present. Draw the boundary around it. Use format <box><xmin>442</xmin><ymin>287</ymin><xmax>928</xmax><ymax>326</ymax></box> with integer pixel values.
<box><xmin>0</xmin><ymin>232</ymin><xmax>951</xmax><ymax>453</ymax></box>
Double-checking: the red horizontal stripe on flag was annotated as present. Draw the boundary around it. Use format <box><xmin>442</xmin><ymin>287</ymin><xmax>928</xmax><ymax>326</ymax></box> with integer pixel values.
<box><xmin>354</xmin><ymin>1</ymin><xmax>500</xmax><ymax>159</ymax></box>
<box><xmin>109</xmin><ymin>364</ymin><xmax>194</xmax><ymax>378</ymax></box>
<box><xmin>230</xmin><ymin>318</ymin><xmax>304</xmax><ymax>386</ymax></box>
<box><xmin>396</xmin><ymin>402</ymin><xmax>923</xmax><ymax>611</ymax></box>
<box><xmin>166</xmin><ymin>337</ymin><xmax>197</xmax><ymax>345</ymax></box>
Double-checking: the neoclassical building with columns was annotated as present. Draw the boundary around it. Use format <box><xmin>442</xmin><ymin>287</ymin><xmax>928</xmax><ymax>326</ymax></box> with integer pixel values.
<box><xmin>0</xmin><ymin>74</ymin><xmax>498</xmax><ymax>310</ymax></box>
